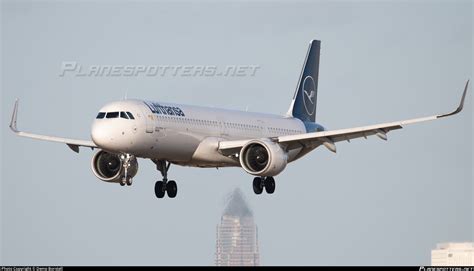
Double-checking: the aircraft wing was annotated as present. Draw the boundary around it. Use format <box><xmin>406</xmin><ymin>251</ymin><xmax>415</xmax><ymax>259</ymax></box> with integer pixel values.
<box><xmin>9</xmin><ymin>99</ymin><xmax>97</xmax><ymax>153</ymax></box>
<box><xmin>219</xmin><ymin>80</ymin><xmax>469</xmax><ymax>154</ymax></box>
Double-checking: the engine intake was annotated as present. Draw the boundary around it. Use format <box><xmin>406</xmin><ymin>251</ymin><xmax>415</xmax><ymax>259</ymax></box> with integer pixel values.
<box><xmin>239</xmin><ymin>139</ymin><xmax>288</xmax><ymax>176</ymax></box>
<box><xmin>91</xmin><ymin>150</ymin><xmax>138</xmax><ymax>183</ymax></box>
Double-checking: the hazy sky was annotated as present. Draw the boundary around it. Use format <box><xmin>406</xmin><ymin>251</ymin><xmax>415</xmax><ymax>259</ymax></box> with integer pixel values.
<box><xmin>1</xmin><ymin>0</ymin><xmax>472</xmax><ymax>266</ymax></box>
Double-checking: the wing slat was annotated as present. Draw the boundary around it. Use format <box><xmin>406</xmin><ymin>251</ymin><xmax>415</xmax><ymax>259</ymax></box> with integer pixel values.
<box><xmin>218</xmin><ymin>80</ymin><xmax>469</xmax><ymax>154</ymax></box>
<box><xmin>10</xmin><ymin>99</ymin><xmax>97</xmax><ymax>153</ymax></box>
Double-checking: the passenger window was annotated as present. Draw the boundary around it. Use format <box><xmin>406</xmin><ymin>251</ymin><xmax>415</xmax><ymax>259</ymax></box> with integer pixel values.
<box><xmin>120</xmin><ymin>112</ymin><xmax>129</xmax><ymax>119</ymax></box>
<box><xmin>126</xmin><ymin>112</ymin><xmax>135</xmax><ymax>119</ymax></box>
<box><xmin>106</xmin><ymin>112</ymin><xmax>119</xmax><ymax>118</ymax></box>
<box><xmin>96</xmin><ymin>112</ymin><xmax>106</xmax><ymax>119</ymax></box>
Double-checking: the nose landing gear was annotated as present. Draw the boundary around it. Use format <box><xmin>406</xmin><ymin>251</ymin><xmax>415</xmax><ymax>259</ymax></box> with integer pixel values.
<box><xmin>120</xmin><ymin>176</ymin><xmax>132</xmax><ymax>186</ymax></box>
<box><xmin>119</xmin><ymin>153</ymin><xmax>134</xmax><ymax>186</ymax></box>
<box><xmin>153</xmin><ymin>160</ymin><xmax>178</xmax><ymax>199</ymax></box>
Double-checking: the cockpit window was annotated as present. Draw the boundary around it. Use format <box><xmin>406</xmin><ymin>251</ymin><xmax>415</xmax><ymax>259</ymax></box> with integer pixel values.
<box><xmin>106</xmin><ymin>112</ymin><xmax>119</xmax><ymax>118</ymax></box>
<box><xmin>126</xmin><ymin>112</ymin><xmax>135</xmax><ymax>119</ymax></box>
<box><xmin>96</xmin><ymin>112</ymin><xmax>106</xmax><ymax>119</ymax></box>
<box><xmin>120</xmin><ymin>111</ymin><xmax>129</xmax><ymax>119</ymax></box>
<box><xmin>99</xmin><ymin>111</ymin><xmax>134</xmax><ymax>120</ymax></box>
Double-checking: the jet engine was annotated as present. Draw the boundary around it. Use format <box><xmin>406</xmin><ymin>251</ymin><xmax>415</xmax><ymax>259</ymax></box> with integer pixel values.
<box><xmin>239</xmin><ymin>139</ymin><xmax>288</xmax><ymax>176</ymax></box>
<box><xmin>91</xmin><ymin>150</ymin><xmax>138</xmax><ymax>183</ymax></box>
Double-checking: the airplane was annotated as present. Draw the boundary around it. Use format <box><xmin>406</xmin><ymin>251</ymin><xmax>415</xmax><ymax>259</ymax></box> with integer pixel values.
<box><xmin>9</xmin><ymin>40</ymin><xmax>469</xmax><ymax>199</ymax></box>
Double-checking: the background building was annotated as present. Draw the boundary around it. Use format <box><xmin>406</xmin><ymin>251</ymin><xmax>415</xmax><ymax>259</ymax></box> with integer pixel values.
<box><xmin>215</xmin><ymin>188</ymin><xmax>260</xmax><ymax>266</ymax></box>
<box><xmin>431</xmin><ymin>242</ymin><xmax>474</xmax><ymax>266</ymax></box>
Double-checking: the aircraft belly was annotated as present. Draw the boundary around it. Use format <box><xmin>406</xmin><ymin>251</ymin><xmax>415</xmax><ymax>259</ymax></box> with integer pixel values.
<box><xmin>188</xmin><ymin>136</ymin><xmax>240</xmax><ymax>167</ymax></box>
<box><xmin>286</xmin><ymin>147</ymin><xmax>304</xmax><ymax>163</ymax></box>
<box><xmin>139</xmin><ymin>130</ymin><xmax>201</xmax><ymax>161</ymax></box>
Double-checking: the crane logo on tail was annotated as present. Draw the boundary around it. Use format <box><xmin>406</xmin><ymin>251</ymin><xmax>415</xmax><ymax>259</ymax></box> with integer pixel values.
<box><xmin>302</xmin><ymin>75</ymin><xmax>316</xmax><ymax>116</ymax></box>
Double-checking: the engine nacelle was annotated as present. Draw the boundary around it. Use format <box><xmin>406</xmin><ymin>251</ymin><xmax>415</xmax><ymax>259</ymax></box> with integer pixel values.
<box><xmin>91</xmin><ymin>150</ymin><xmax>138</xmax><ymax>183</ymax></box>
<box><xmin>239</xmin><ymin>139</ymin><xmax>288</xmax><ymax>176</ymax></box>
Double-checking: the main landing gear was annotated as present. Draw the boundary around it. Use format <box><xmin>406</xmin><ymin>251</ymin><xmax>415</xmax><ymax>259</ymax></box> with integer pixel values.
<box><xmin>153</xmin><ymin>160</ymin><xmax>177</xmax><ymax>199</ymax></box>
<box><xmin>252</xmin><ymin>176</ymin><xmax>276</xmax><ymax>195</ymax></box>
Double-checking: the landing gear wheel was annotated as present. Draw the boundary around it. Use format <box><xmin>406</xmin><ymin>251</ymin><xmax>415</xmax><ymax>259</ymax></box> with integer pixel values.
<box><xmin>154</xmin><ymin>181</ymin><xmax>165</xmax><ymax>198</ymax></box>
<box><xmin>120</xmin><ymin>179</ymin><xmax>126</xmax><ymax>186</ymax></box>
<box><xmin>264</xmin><ymin>177</ymin><xmax>275</xmax><ymax>194</ymax></box>
<box><xmin>126</xmin><ymin>177</ymin><xmax>133</xmax><ymax>186</ymax></box>
<box><xmin>153</xmin><ymin>160</ymin><xmax>179</xmax><ymax>199</ymax></box>
<box><xmin>166</xmin><ymin>180</ymin><xmax>178</xmax><ymax>198</ymax></box>
<box><xmin>253</xmin><ymin>177</ymin><xmax>263</xmax><ymax>194</ymax></box>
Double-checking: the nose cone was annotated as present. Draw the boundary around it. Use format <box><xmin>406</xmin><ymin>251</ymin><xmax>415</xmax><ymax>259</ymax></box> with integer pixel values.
<box><xmin>91</xmin><ymin>119</ymin><xmax>136</xmax><ymax>152</ymax></box>
<box><xmin>91</xmin><ymin>120</ymin><xmax>114</xmax><ymax>149</ymax></box>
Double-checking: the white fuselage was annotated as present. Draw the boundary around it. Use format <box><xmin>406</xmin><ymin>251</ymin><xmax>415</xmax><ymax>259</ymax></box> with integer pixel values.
<box><xmin>91</xmin><ymin>99</ymin><xmax>307</xmax><ymax>167</ymax></box>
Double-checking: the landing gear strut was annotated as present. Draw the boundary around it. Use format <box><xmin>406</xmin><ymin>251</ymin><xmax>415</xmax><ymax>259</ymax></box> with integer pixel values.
<box><xmin>253</xmin><ymin>176</ymin><xmax>275</xmax><ymax>195</ymax></box>
<box><xmin>119</xmin><ymin>153</ymin><xmax>134</xmax><ymax>186</ymax></box>
<box><xmin>153</xmin><ymin>160</ymin><xmax>177</xmax><ymax>199</ymax></box>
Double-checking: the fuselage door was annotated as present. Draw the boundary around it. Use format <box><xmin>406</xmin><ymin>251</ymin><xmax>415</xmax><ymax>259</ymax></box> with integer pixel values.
<box><xmin>216</xmin><ymin>115</ymin><xmax>228</xmax><ymax>137</ymax></box>
<box><xmin>141</xmin><ymin>107</ymin><xmax>155</xmax><ymax>133</ymax></box>
<box><xmin>258</xmin><ymin>119</ymin><xmax>268</xmax><ymax>136</ymax></box>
